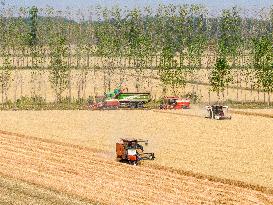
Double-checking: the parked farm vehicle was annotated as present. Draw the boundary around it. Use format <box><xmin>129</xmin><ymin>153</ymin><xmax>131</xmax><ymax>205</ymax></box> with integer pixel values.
<box><xmin>93</xmin><ymin>88</ymin><xmax>151</xmax><ymax>109</ymax></box>
<box><xmin>116</xmin><ymin>138</ymin><xmax>155</xmax><ymax>165</ymax></box>
<box><xmin>205</xmin><ymin>105</ymin><xmax>231</xmax><ymax>120</ymax></box>
<box><xmin>116</xmin><ymin>92</ymin><xmax>151</xmax><ymax>108</ymax></box>
<box><xmin>159</xmin><ymin>97</ymin><xmax>190</xmax><ymax>109</ymax></box>
<box><xmin>91</xmin><ymin>99</ymin><xmax>120</xmax><ymax>110</ymax></box>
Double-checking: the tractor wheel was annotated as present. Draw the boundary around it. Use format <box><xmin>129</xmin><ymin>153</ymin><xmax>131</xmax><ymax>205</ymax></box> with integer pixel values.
<box><xmin>137</xmin><ymin>102</ymin><xmax>144</xmax><ymax>108</ymax></box>
<box><xmin>130</xmin><ymin>160</ymin><xmax>138</xmax><ymax>165</ymax></box>
<box><xmin>129</xmin><ymin>103</ymin><xmax>135</xmax><ymax>109</ymax></box>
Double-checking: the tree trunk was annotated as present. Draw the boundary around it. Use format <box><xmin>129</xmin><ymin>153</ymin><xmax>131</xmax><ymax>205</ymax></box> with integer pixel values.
<box><xmin>208</xmin><ymin>90</ymin><xmax>211</xmax><ymax>105</ymax></box>
<box><xmin>257</xmin><ymin>87</ymin><xmax>260</xmax><ymax>101</ymax></box>
<box><xmin>217</xmin><ymin>91</ymin><xmax>220</xmax><ymax>104</ymax></box>
<box><xmin>236</xmin><ymin>70</ymin><xmax>239</xmax><ymax>101</ymax></box>
<box><xmin>14</xmin><ymin>70</ymin><xmax>18</xmax><ymax>103</ymax></box>
<box><xmin>83</xmin><ymin>71</ymin><xmax>87</xmax><ymax>100</ymax></box>
<box><xmin>68</xmin><ymin>72</ymin><xmax>72</xmax><ymax>103</ymax></box>
<box><xmin>20</xmin><ymin>73</ymin><xmax>23</xmax><ymax>99</ymax></box>
<box><xmin>267</xmin><ymin>91</ymin><xmax>270</xmax><ymax>107</ymax></box>
<box><xmin>77</xmin><ymin>79</ymin><xmax>81</xmax><ymax>100</ymax></box>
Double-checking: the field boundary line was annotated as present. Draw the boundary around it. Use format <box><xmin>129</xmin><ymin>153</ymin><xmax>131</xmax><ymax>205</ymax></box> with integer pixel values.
<box><xmin>230</xmin><ymin>110</ymin><xmax>273</xmax><ymax>118</ymax></box>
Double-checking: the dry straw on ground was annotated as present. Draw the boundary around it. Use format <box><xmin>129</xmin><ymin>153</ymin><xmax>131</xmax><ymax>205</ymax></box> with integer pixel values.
<box><xmin>0</xmin><ymin>129</ymin><xmax>272</xmax><ymax>204</ymax></box>
<box><xmin>0</xmin><ymin>107</ymin><xmax>272</xmax><ymax>190</ymax></box>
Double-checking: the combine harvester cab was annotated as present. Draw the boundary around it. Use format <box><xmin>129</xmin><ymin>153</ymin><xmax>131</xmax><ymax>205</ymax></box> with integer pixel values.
<box><xmin>160</xmin><ymin>97</ymin><xmax>190</xmax><ymax>109</ymax></box>
<box><xmin>205</xmin><ymin>105</ymin><xmax>231</xmax><ymax>120</ymax></box>
<box><xmin>116</xmin><ymin>138</ymin><xmax>155</xmax><ymax>165</ymax></box>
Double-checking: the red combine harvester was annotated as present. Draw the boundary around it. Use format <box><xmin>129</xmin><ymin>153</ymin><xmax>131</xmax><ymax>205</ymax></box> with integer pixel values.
<box><xmin>90</xmin><ymin>97</ymin><xmax>120</xmax><ymax>110</ymax></box>
<box><xmin>116</xmin><ymin>138</ymin><xmax>155</xmax><ymax>165</ymax></box>
<box><xmin>160</xmin><ymin>96</ymin><xmax>190</xmax><ymax>109</ymax></box>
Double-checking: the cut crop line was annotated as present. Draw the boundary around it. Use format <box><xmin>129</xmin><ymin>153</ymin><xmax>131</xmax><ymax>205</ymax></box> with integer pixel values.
<box><xmin>0</xmin><ymin>129</ymin><xmax>273</xmax><ymax>196</ymax></box>
<box><xmin>230</xmin><ymin>110</ymin><xmax>273</xmax><ymax>118</ymax></box>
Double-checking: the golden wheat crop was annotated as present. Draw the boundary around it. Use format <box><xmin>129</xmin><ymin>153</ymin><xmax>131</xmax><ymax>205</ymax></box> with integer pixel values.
<box><xmin>0</xmin><ymin>107</ymin><xmax>272</xmax><ymax>189</ymax></box>
<box><xmin>0</xmin><ymin>129</ymin><xmax>272</xmax><ymax>204</ymax></box>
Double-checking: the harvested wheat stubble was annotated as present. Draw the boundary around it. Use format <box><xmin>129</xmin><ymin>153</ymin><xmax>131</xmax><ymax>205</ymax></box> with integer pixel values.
<box><xmin>0</xmin><ymin>109</ymin><xmax>272</xmax><ymax>190</ymax></box>
<box><xmin>0</xmin><ymin>175</ymin><xmax>94</xmax><ymax>205</ymax></box>
<box><xmin>0</xmin><ymin>132</ymin><xmax>272</xmax><ymax>205</ymax></box>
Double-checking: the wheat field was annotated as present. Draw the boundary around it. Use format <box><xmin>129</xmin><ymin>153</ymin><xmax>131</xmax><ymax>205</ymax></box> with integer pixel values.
<box><xmin>0</xmin><ymin>127</ymin><xmax>272</xmax><ymax>204</ymax></box>
<box><xmin>0</xmin><ymin>108</ymin><xmax>272</xmax><ymax>187</ymax></box>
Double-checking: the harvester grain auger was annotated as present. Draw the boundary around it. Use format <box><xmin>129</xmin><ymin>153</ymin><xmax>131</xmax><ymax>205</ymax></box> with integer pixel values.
<box><xmin>116</xmin><ymin>138</ymin><xmax>155</xmax><ymax>165</ymax></box>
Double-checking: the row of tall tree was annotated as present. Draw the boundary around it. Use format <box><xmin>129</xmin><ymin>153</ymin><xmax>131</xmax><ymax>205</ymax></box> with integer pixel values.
<box><xmin>0</xmin><ymin>3</ymin><xmax>272</xmax><ymax>104</ymax></box>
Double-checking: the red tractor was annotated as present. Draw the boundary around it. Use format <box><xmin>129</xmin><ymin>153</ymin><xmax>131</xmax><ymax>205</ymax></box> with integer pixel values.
<box><xmin>159</xmin><ymin>96</ymin><xmax>190</xmax><ymax>109</ymax></box>
<box><xmin>116</xmin><ymin>138</ymin><xmax>155</xmax><ymax>165</ymax></box>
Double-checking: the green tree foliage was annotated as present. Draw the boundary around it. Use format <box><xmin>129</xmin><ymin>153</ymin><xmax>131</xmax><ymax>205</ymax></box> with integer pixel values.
<box><xmin>0</xmin><ymin>4</ymin><xmax>272</xmax><ymax>106</ymax></box>
<box><xmin>209</xmin><ymin>7</ymin><xmax>243</xmax><ymax>100</ymax></box>
<box><xmin>210</xmin><ymin>57</ymin><xmax>232</xmax><ymax>98</ymax></box>
<box><xmin>49</xmin><ymin>35</ymin><xmax>69</xmax><ymax>102</ymax></box>
<box><xmin>252</xmin><ymin>36</ymin><xmax>273</xmax><ymax>104</ymax></box>
<box><xmin>157</xmin><ymin>5</ymin><xmax>187</xmax><ymax>95</ymax></box>
<box><xmin>218</xmin><ymin>7</ymin><xmax>242</xmax><ymax>59</ymax></box>
<box><xmin>0</xmin><ymin>3</ymin><xmax>13</xmax><ymax>104</ymax></box>
<box><xmin>27</xmin><ymin>6</ymin><xmax>38</xmax><ymax>46</ymax></box>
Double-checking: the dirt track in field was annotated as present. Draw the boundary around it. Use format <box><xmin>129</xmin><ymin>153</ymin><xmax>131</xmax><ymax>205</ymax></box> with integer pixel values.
<box><xmin>0</xmin><ymin>131</ymin><xmax>272</xmax><ymax>204</ymax></box>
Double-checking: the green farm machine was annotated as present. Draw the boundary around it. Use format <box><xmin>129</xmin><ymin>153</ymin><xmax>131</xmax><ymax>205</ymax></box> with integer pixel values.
<box><xmin>91</xmin><ymin>88</ymin><xmax>151</xmax><ymax>109</ymax></box>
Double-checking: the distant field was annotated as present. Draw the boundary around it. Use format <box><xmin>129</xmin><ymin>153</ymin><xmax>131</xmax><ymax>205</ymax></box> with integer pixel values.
<box><xmin>3</xmin><ymin>68</ymin><xmax>270</xmax><ymax>104</ymax></box>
